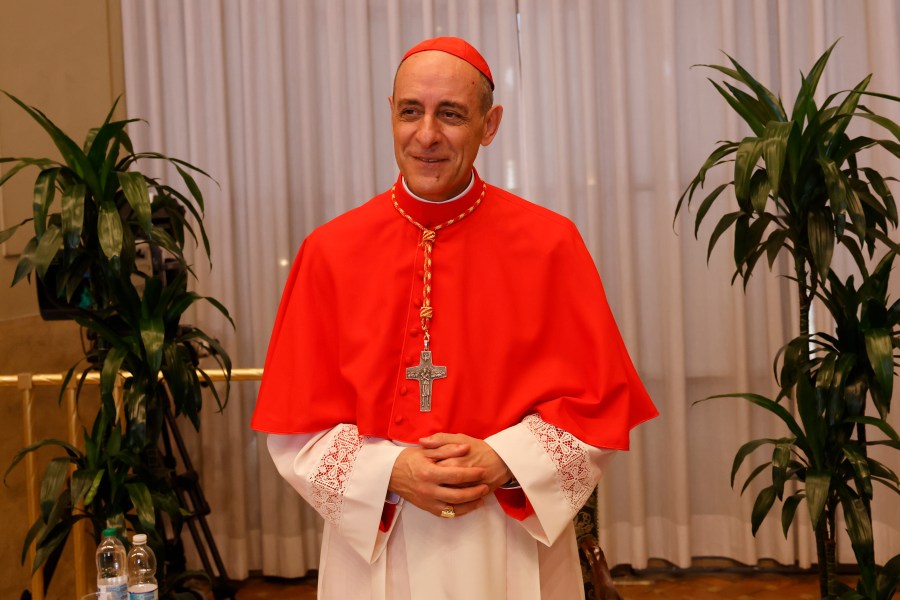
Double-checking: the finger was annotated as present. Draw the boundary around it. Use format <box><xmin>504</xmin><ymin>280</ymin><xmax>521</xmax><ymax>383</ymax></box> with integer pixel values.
<box><xmin>434</xmin><ymin>482</ymin><xmax>489</xmax><ymax>505</ymax></box>
<box><xmin>420</xmin><ymin>432</ymin><xmax>469</xmax><ymax>448</ymax></box>
<box><xmin>419</xmin><ymin>433</ymin><xmax>452</xmax><ymax>448</ymax></box>
<box><xmin>422</xmin><ymin>443</ymin><xmax>469</xmax><ymax>461</ymax></box>
<box><xmin>427</xmin><ymin>465</ymin><xmax>485</xmax><ymax>487</ymax></box>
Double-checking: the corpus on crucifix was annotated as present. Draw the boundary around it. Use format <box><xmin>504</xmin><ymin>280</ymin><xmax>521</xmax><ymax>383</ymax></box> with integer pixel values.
<box><xmin>405</xmin><ymin>346</ymin><xmax>447</xmax><ymax>412</ymax></box>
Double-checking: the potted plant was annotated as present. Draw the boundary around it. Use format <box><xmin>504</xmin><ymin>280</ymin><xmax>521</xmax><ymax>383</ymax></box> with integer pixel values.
<box><xmin>0</xmin><ymin>92</ymin><xmax>232</xmax><ymax>596</ymax></box>
<box><xmin>676</xmin><ymin>42</ymin><xmax>900</xmax><ymax>599</ymax></box>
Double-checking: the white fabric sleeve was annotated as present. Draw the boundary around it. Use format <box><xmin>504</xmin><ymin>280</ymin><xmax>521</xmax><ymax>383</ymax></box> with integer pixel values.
<box><xmin>486</xmin><ymin>414</ymin><xmax>616</xmax><ymax>546</ymax></box>
<box><xmin>266</xmin><ymin>426</ymin><xmax>406</xmax><ymax>564</ymax></box>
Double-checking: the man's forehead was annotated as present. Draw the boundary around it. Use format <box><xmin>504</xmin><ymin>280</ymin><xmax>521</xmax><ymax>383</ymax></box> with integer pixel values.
<box><xmin>394</xmin><ymin>53</ymin><xmax>484</xmax><ymax>100</ymax></box>
<box><xmin>399</xmin><ymin>36</ymin><xmax>494</xmax><ymax>90</ymax></box>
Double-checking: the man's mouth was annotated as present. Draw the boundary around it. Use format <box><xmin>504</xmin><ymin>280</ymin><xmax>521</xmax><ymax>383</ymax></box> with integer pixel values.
<box><xmin>415</xmin><ymin>156</ymin><xmax>445</xmax><ymax>164</ymax></box>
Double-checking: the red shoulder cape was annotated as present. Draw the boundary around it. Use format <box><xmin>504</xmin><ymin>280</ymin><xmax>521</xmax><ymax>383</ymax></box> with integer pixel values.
<box><xmin>251</xmin><ymin>172</ymin><xmax>657</xmax><ymax>449</ymax></box>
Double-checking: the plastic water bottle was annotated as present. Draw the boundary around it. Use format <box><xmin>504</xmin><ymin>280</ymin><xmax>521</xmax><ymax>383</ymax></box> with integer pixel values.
<box><xmin>96</xmin><ymin>527</ymin><xmax>127</xmax><ymax>600</ymax></box>
<box><xmin>126</xmin><ymin>533</ymin><xmax>159</xmax><ymax>600</ymax></box>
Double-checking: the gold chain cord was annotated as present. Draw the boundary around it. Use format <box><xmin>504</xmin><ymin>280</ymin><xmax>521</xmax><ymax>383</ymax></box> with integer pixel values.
<box><xmin>392</xmin><ymin>182</ymin><xmax>486</xmax><ymax>345</ymax></box>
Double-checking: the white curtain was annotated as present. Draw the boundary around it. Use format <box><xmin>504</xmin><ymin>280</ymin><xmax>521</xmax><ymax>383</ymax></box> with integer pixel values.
<box><xmin>120</xmin><ymin>0</ymin><xmax>900</xmax><ymax>579</ymax></box>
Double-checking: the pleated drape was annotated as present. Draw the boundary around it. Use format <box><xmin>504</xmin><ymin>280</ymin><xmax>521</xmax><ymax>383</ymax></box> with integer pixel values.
<box><xmin>120</xmin><ymin>0</ymin><xmax>900</xmax><ymax>578</ymax></box>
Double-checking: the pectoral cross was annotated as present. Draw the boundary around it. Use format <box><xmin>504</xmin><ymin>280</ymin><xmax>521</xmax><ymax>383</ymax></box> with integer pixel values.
<box><xmin>406</xmin><ymin>345</ymin><xmax>447</xmax><ymax>412</ymax></box>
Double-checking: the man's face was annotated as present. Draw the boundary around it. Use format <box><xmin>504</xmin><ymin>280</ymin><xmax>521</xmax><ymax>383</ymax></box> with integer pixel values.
<box><xmin>390</xmin><ymin>51</ymin><xmax>502</xmax><ymax>202</ymax></box>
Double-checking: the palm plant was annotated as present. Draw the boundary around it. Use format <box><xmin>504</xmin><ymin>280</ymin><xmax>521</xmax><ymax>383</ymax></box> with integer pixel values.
<box><xmin>676</xmin><ymin>42</ymin><xmax>900</xmax><ymax>599</ymax></box>
<box><xmin>0</xmin><ymin>92</ymin><xmax>232</xmax><ymax>594</ymax></box>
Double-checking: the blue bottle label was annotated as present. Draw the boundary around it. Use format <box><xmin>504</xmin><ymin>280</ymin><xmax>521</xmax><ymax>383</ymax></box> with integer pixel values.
<box><xmin>127</xmin><ymin>584</ymin><xmax>158</xmax><ymax>600</ymax></box>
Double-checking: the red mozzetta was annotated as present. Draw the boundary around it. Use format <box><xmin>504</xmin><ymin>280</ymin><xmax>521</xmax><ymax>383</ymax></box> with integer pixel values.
<box><xmin>251</xmin><ymin>170</ymin><xmax>657</xmax><ymax>449</ymax></box>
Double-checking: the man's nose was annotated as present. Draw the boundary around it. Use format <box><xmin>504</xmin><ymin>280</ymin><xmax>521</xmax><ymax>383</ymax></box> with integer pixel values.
<box><xmin>415</xmin><ymin>115</ymin><xmax>440</xmax><ymax>146</ymax></box>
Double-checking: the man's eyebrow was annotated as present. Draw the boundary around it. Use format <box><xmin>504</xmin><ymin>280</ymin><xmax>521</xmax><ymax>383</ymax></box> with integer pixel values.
<box><xmin>394</xmin><ymin>99</ymin><xmax>469</xmax><ymax>115</ymax></box>
<box><xmin>395</xmin><ymin>98</ymin><xmax>423</xmax><ymax>109</ymax></box>
<box><xmin>436</xmin><ymin>101</ymin><xmax>469</xmax><ymax>114</ymax></box>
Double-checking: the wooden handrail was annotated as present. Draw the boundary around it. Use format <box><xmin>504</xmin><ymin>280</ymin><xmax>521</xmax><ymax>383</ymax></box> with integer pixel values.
<box><xmin>1</xmin><ymin>367</ymin><xmax>262</xmax><ymax>600</ymax></box>
<box><xmin>0</xmin><ymin>367</ymin><xmax>263</xmax><ymax>387</ymax></box>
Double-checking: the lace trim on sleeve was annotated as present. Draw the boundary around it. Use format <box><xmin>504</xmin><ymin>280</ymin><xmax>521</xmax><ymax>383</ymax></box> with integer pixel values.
<box><xmin>524</xmin><ymin>414</ymin><xmax>593</xmax><ymax>511</ymax></box>
<box><xmin>307</xmin><ymin>424</ymin><xmax>364</xmax><ymax>525</ymax></box>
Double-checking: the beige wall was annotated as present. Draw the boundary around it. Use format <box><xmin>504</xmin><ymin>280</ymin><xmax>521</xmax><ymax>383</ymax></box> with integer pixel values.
<box><xmin>0</xmin><ymin>1</ymin><xmax>125</xmax><ymax>598</ymax></box>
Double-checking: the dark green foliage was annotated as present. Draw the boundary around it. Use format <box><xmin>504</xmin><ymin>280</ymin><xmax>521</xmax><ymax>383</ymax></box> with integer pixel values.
<box><xmin>0</xmin><ymin>92</ymin><xmax>232</xmax><ymax>591</ymax></box>
<box><xmin>678</xmin><ymin>43</ymin><xmax>900</xmax><ymax>599</ymax></box>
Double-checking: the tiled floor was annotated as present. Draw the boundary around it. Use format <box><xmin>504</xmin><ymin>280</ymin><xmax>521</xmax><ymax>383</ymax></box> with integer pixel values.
<box><xmin>232</xmin><ymin>570</ymin><xmax>833</xmax><ymax>599</ymax></box>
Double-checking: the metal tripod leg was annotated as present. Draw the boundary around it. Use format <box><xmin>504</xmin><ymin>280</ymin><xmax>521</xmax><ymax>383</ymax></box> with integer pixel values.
<box><xmin>162</xmin><ymin>394</ymin><xmax>238</xmax><ymax>600</ymax></box>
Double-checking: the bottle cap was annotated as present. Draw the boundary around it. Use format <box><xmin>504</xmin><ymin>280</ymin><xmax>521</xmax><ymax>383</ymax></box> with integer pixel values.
<box><xmin>132</xmin><ymin>533</ymin><xmax>147</xmax><ymax>544</ymax></box>
<box><xmin>102</xmin><ymin>527</ymin><xmax>117</xmax><ymax>537</ymax></box>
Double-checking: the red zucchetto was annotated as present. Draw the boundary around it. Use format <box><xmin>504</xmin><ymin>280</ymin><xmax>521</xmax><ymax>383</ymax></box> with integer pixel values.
<box><xmin>401</xmin><ymin>36</ymin><xmax>494</xmax><ymax>89</ymax></box>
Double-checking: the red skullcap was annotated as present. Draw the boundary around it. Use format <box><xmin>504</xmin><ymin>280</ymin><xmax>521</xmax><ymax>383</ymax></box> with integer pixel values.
<box><xmin>401</xmin><ymin>37</ymin><xmax>494</xmax><ymax>90</ymax></box>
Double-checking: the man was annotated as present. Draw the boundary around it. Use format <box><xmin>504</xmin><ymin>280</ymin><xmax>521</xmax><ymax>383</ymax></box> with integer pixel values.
<box><xmin>251</xmin><ymin>37</ymin><xmax>657</xmax><ymax>599</ymax></box>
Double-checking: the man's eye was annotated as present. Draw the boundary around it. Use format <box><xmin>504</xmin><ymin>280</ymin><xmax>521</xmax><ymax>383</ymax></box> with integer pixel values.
<box><xmin>441</xmin><ymin>111</ymin><xmax>463</xmax><ymax>121</ymax></box>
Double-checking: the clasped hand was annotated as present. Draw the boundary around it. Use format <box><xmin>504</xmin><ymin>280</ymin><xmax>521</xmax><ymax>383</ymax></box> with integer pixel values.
<box><xmin>388</xmin><ymin>433</ymin><xmax>512</xmax><ymax>518</ymax></box>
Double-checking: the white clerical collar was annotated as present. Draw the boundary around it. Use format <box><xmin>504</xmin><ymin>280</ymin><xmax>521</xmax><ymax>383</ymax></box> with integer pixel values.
<box><xmin>402</xmin><ymin>173</ymin><xmax>475</xmax><ymax>204</ymax></box>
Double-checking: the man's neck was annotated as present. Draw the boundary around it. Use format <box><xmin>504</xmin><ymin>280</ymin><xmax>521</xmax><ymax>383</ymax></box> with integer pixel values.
<box><xmin>402</xmin><ymin>173</ymin><xmax>475</xmax><ymax>204</ymax></box>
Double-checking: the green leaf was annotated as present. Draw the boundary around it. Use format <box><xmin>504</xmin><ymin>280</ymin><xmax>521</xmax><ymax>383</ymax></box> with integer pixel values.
<box><xmin>0</xmin><ymin>217</ymin><xmax>32</xmax><ymax>245</ymax></box>
<box><xmin>724</xmin><ymin>53</ymin><xmax>786</xmax><ymax>120</ymax></box>
<box><xmin>749</xmin><ymin>169</ymin><xmax>771</xmax><ymax>213</ymax></box>
<box><xmin>693</xmin><ymin>183</ymin><xmax>731</xmax><ymax>238</ymax></box>
<box><xmin>772</xmin><ymin>441</ymin><xmax>792</xmax><ymax>498</ymax></box>
<box><xmin>4</xmin><ymin>438</ymin><xmax>80</xmax><ymax>484</ymax></box>
<box><xmin>856</xmin><ymin>111</ymin><xmax>900</xmax><ymax>143</ymax></box>
<box><xmin>125</xmin><ymin>482</ymin><xmax>156</xmax><ymax>531</ymax></box>
<box><xmin>61</xmin><ymin>182</ymin><xmax>86</xmax><ymax>249</ymax></box>
<box><xmin>175</xmin><ymin>164</ymin><xmax>206</xmax><ymax>211</ymax></box>
<box><xmin>11</xmin><ymin>236</ymin><xmax>38</xmax><ymax>286</ymax></box>
<box><xmin>705</xmin><ymin>79</ymin><xmax>765</xmax><ymax>136</ymax></box>
<box><xmin>717</xmin><ymin>391</ymin><xmax>812</xmax><ymax>453</ymax></box>
<box><xmin>99</xmin><ymin>345</ymin><xmax>127</xmax><ymax>402</ymax></box>
<box><xmin>2</xmin><ymin>91</ymin><xmax>100</xmax><ymax>194</ymax></box>
<box><xmin>731</xmin><ymin>438</ymin><xmax>779</xmax><ymax>487</ymax></box>
<box><xmin>790</xmin><ymin>41</ymin><xmax>838</xmax><ymax>124</ymax></box>
<box><xmin>864</xmin><ymin>329</ymin><xmax>893</xmax><ymax>417</ymax></box>
<box><xmin>32</xmin><ymin>504</ymin><xmax>72</xmax><ymax>574</ymax></box>
<box><xmin>762</xmin><ymin>121</ymin><xmax>793</xmax><ymax>193</ymax></box>
<box><xmin>675</xmin><ymin>141</ymin><xmax>738</xmax><ymax>219</ymax></box>
<box><xmin>734</xmin><ymin>137</ymin><xmax>765</xmax><ymax>205</ymax></box>
<box><xmin>842</xmin><ymin>445</ymin><xmax>873</xmax><ymax>498</ymax></box>
<box><xmin>98</xmin><ymin>199</ymin><xmax>123</xmax><ymax>259</ymax></box>
<box><xmin>39</xmin><ymin>458</ymin><xmax>70</xmax><ymax>520</ymax></box>
<box><xmin>202</xmin><ymin>294</ymin><xmax>235</xmax><ymax>329</ymax></box>
<box><xmin>838</xmin><ymin>487</ymin><xmax>874</xmax><ymax>566</ymax></box>
<box><xmin>32</xmin><ymin>168</ymin><xmax>58</xmax><ymax>238</ymax></box>
<box><xmin>807</xmin><ymin>211</ymin><xmax>835</xmax><ymax>280</ymax></box>
<box><xmin>825</xmin><ymin>75</ymin><xmax>871</xmax><ymax>157</ymax></box>
<box><xmin>751</xmin><ymin>485</ymin><xmax>776</xmax><ymax>535</ymax></box>
<box><xmin>80</xmin><ymin>469</ymin><xmax>102</xmax><ymax>508</ymax></box>
<box><xmin>740</xmin><ymin>461</ymin><xmax>772</xmax><ymax>495</ymax></box>
<box><xmin>781</xmin><ymin>494</ymin><xmax>803</xmax><ymax>537</ymax></box>
<box><xmin>117</xmin><ymin>171</ymin><xmax>153</xmax><ymax>235</ymax></box>
<box><xmin>140</xmin><ymin>317</ymin><xmax>165</xmax><ymax>374</ymax></box>
<box><xmin>707</xmin><ymin>211</ymin><xmax>742</xmax><ymax>262</ymax></box>
<box><xmin>867</xmin><ymin>458</ymin><xmax>900</xmax><ymax>486</ymax></box>
<box><xmin>848</xmin><ymin>416</ymin><xmax>900</xmax><ymax>442</ymax></box>
<box><xmin>31</xmin><ymin>224</ymin><xmax>63</xmax><ymax>279</ymax></box>
<box><xmin>70</xmin><ymin>468</ymin><xmax>98</xmax><ymax>505</ymax></box>
<box><xmin>805</xmin><ymin>470</ymin><xmax>831</xmax><ymax>527</ymax></box>
<box><xmin>21</xmin><ymin>518</ymin><xmax>44</xmax><ymax>565</ymax></box>
<box><xmin>0</xmin><ymin>157</ymin><xmax>58</xmax><ymax>187</ymax></box>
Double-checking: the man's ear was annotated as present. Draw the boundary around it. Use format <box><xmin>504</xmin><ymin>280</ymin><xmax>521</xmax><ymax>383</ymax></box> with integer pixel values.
<box><xmin>388</xmin><ymin>96</ymin><xmax>394</xmax><ymax>113</ymax></box>
<box><xmin>480</xmin><ymin>105</ymin><xmax>503</xmax><ymax>146</ymax></box>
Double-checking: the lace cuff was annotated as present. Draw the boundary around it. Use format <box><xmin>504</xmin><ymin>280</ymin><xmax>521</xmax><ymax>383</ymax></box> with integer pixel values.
<box><xmin>307</xmin><ymin>424</ymin><xmax>364</xmax><ymax>525</ymax></box>
<box><xmin>523</xmin><ymin>414</ymin><xmax>593</xmax><ymax>511</ymax></box>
